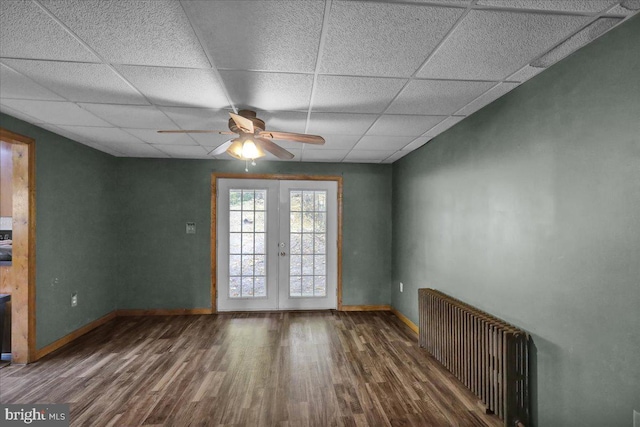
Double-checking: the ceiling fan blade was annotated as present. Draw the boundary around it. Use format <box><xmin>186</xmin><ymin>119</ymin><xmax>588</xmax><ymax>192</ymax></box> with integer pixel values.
<box><xmin>255</xmin><ymin>138</ymin><xmax>294</xmax><ymax>160</ymax></box>
<box><xmin>258</xmin><ymin>131</ymin><xmax>325</xmax><ymax>145</ymax></box>
<box><xmin>229</xmin><ymin>113</ymin><xmax>254</xmax><ymax>134</ymax></box>
<box><xmin>209</xmin><ymin>139</ymin><xmax>235</xmax><ymax>156</ymax></box>
<box><xmin>158</xmin><ymin>130</ymin><xmax>235</xmax><ymax>134</ymax></box>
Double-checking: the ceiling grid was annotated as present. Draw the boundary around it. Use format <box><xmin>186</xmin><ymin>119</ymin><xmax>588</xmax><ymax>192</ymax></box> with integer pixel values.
<box><xmin>0</xmin><ymin>0</ymin><xmax>636</xmax><ymax>162</ymax></box>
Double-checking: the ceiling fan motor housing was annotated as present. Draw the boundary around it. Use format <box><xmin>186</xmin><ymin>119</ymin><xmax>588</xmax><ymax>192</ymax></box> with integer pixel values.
<box><xmin>228</xmin><ymin>109</ymin><xmax>265</xmax><ymax>133</ymax></box>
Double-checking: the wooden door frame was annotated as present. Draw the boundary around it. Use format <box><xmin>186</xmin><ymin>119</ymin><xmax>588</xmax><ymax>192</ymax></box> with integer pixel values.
<box><xmin>211</xmin><ymin>173</ymin><xmax>343</xmax><ymax>312</ymax></box>
<box><xmin>0</xmin><ymin>128</ymin><xmax>36</xmax><ymax>363</ymax></box>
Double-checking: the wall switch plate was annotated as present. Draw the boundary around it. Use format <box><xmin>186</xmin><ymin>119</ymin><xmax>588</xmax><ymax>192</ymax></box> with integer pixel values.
<box><xmin>400</xmin><ymin>282</ymin><xmax>404</xmax><ymax>292</ymax></box>
<box><xmin>186</xmin><ymin>222</ymin><xmax>196</xmax><ymax>234</ymax></box>
<box><xmin>71</xmin><ymin>292</ymin><xmax>78</xmax><ymax>307</ymax></box>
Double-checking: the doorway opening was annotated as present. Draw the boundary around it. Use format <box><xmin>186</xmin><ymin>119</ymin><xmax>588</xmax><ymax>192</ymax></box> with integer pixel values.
<box><xmin>212</xmin><ymin>174</ymin><xmax>343</xmax><ymax>312</ymax></box>
<box><xmin>0</xmin><ymin>128</ymin><xmax>36</xmax><ymax>364</ymax></box>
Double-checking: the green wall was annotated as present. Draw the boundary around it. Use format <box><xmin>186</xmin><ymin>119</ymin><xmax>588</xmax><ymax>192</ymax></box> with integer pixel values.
<box><xmin>391</xmin><ymin>15</ymin><xmax>640</xmax><ymax>427</ymax></box>
<box><xmin>117</xmin><ymin>158</ymin><xmax>392</xmax><ymax>309</ymax></box>
<box><xmin>0</xmin><ymin>113</ymin><xmax>119</xmax><ymax>349</ymax></box>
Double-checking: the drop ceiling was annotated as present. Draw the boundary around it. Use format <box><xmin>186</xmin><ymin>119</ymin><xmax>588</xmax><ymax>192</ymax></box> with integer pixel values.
<box><xmin>0</xmin><ymin>0</ymin><xmax>637</xmax><ymax>163</ymax></box>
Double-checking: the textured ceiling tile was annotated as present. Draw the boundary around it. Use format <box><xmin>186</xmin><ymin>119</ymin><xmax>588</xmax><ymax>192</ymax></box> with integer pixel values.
<box><xmin>3</xmin><ymin>59</ymin><xmax>147</xmax><ymax>104</ymax></box>
<box><xmin>531</xmin><ymin>18</ymin><xmax>622</xmax><ymax>68</ymax></box>
<box><xmin>476</xmin><ymin>0</ymin><xmax>617</xmax><ymax>13</ymax></box>
<box><xmin>417</xmin><ymin>10</ymin><xmax>590</xmax><ymax>80</ymax></box>
<box><xmin>425</xmin><ymin>116</ymin><xmax>465</xmax><ymax>136</ymax></box>
<box><xmin>455</xmin><ymin>82</ymin><xmax>519</xmax><ymax>116</ymax></box>
<box><xmin>353</xmin><ymin>135</ymin><xmax>414</xmax><ymax>151</ymax></box>
<box><xmin>110</xmin><ymin>143</ymin><xmax>168</xmax><ymax>158</ymax></box>
<box><xmin>259</xmin><ymin>111</ymin><xmax>309</xmax><ymax>134</ymax></box>
<box><xmin>606</xmin><ymin>1</ymin><xmax>640</xmax><ymax>15</ymax></box>
<box><xmin>381</xmin><ymin>150</ymin><xmax>411</xmax><ymax>164</ymax></box>
<box><xmin>79</xmin><ymin>104</ymin><xmax>176</xmax><ymax>129</ymax></box>
<box><xmin>220</xmin><ymin>71</ymin><xmax>314</xmax><ymax>111</ymax></box>
<box><xmin>160</xmin><ymin>107</ymin><xmax>229</xmax><ymax>130</ymax></box>
<box><xmin>41</xmin><ymin>0</ymin><xmax>209</xmax><ymax>68</ymax></box>
<box><xmin>312</xmin><ymin>76</ymin><xmax>406</xmax><ymax>113</ymax></box>
<box><xmin>0</xmin><ymin>104</ymin><xmax>44</xmax><ymax>124</ymax></box>
<box><xmin>152</xmin><ymin>144</ymin><xmax>209</xmax><ymax>158</ymax></box>
<box><xmin>301</xmin><ymin>149</ymin><xmax>349</xmax><ymax>162</ymax></box>
<box><xmin>343</xmin><ymin>149</ymin><xmax>396</xmax><ymax>163</ymax></box>
<box><xmin>0</xmin><ymin>0</ymin><xmax>98</xmax><ymax>62</ymax></box>
<box><xmin>183</xmin><ymin>1</ymin><xmax>324</xmax><ymax>73</ymax></box>
<box><xmin>188</xmin><ymin>133</ymin><xmax>235</xmax><ymax>148</ymax></box>
<box><xmin>117</xmin><ymin>66</ymin><xmax>230</xmax><ymax>109</ymax></box>
<box><xmin>366</xmin><ymin>114</ymin><xmax>447</xmax><ymax>136</ymax></box>
<box><xmin>402</xmin><ymin>136</ymin><xmax>433</xmax><ymax>151</ymax></box>
<box><xmin>312</xmin><ymin>135</ymin><xmax>361</xmax><ymax>150</ymax></box>
<box><xmin>507</xmin><ymin>65</ymin><xmax>545</xmax><ymax>82</ymax></box>
<box><xmin>77</xmin><ymin>141</ymin><xmax>123</xmax><ymax>157</ymax></box>
<box><xmin>55</xmin><ymin>126</ymin><xmax>145</xmax><ymax>146</ymax></box>
<box><xmin>387</xmin><ymin>80</ymin><xmax>494</xmax><ymax>115</ymax></box>
<box><xmin>0</xmin><ymin>64</ymin><xmax>64</xmax><ymax>101</ymax></box>
<box><xmin>1</xmin><ymin>99</ymin><xmax>111</xmax><ymax>126</ymax></box>
<box><xmin>123</xmin><ymin>129</ymin><xmax>197</xmax><ymax>146</ymax></box>
<box><xmin>321</xmin><ymin>2</ymin><xmax>462</xmax><ymax>76</ymax></box>
<box><xmin>307</xmin><ymin>113</ymin><xmax>379</xmax><ymax>135</ymax></box>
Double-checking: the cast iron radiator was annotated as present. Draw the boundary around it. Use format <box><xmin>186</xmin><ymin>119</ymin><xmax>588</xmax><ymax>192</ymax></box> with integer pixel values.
<box><xmin>419</xmin><ymin>288</ymin><xmax>529</xmax><ymax>427</ymax></box>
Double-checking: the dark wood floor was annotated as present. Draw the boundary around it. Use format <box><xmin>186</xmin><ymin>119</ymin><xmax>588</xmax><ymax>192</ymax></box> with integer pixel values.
<box><xmin>0</xmin><ymin>311</ymin><xmax>501</xmax><ymax>427</ymax></box>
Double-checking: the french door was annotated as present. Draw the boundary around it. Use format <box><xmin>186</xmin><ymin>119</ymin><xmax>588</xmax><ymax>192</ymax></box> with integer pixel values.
<box><xmin>216</xmin><ymin>178</ymin><xmax>338</xmax><ymax>311</ymax></box>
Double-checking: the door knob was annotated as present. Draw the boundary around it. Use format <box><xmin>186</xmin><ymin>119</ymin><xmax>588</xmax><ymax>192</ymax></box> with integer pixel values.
<box><xmin>280</xmin><ymin>251</ymin><xmax>286</xmax><ymax>256</ymax></box>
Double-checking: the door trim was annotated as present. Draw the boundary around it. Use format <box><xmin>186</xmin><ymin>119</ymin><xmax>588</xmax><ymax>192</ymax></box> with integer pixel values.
<box><xmin>211</xmin><ymin>173</ymin><xmax>343</xmax><ymax>312</ymax></box>
<box><xmin>0</xmin><ymin>128</ymin><xmax>36</xmax><ymax>363</ymax></box>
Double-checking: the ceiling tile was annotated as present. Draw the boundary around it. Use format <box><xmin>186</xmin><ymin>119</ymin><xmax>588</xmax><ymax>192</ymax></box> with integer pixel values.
<box><xmin>425</xmin><ymin>116</ymin><xmax>465</xmax><ymax>136</ymax></box>
<box><xmin>259</xmin><ymin>111</ymin><xmax>309</xmax><ymax>134</ymax></box>
<box><xmin>123</xmin><ymin>129</ymin><xmax>197</xmax><ymax>146</ymax></box>
<box><xmin>0</xmin><ymin>104</ymin><xmax>44</xmax><ymax>124</ymax></box>
<box><xmin>35</xmin><ymin>123</ymin><xmax>89</xmax><ymax>143</ymax></box>
<box><xmin>153</xmin><ymin>144</ymin><xmax>209</xmax><ymax>158</ymax></box>
<box><xmin>160</xmin><ymin>107</ymin><xmax>229</xmax><ymax>130</ymax></box>
<box><xmin>301</xmin><ymin>149</ymin><xmax>349</xmax><ymax>162</ymax></box>
<box><xmin>117</xmin><ymin>65</ymin><xmax>230</xmax><ymax>109</ymax></box>
<box><xmin>313</xmin><ymin>135</ymin><xmax>361</xmax><ymax>150</ymax></box>
<box><xmin>77</xmin><ymin>141</ymin><xmax>124</xmax><ymax>157</ymax></box>
<box><xmin>0</xmin><ymin>64</ymin><xmax>64</xmax><ymax>101</ymax></box>
<box><xmin>3</xmin><ymin>59</ymin><xmax>148</xmax><ymax>105</ymax></box>
<box><xmin>366</xmin><ymin>114</ymin><xmax>447</xmax><ymax>136</ymax></box>
<box><xmin>111</xmin><ymin>143</ymin><xmax>168</xmax><ymax>158</ymax></box>
<box><xmin>417</xmin><ymin>10</ymin><xmax>590</xmax><ymax>80</ymax></box>
<box><xmin>507</xmin><ymin>65</ymin><xmax>545</xmax><ymax>82</ymax></box>
<box><xmin>321</xmin><ymin>2</ymin><xmax>463</xmax><ymax>76</ymax></box>
<box><xmin>606</xmin><ymin>1</ymin><xmax>640</xmax><ymax>15</ymax></box>
<box><xmin>382</xmin><ymin>150</ymin><xmax>412</xmax><ymax>164</ymax></box>
<box><xmin>0</xmin><ymin>0</ymin><xmax>98</xmax><ymax>62</ymax></box>
<box><xmin>476</xmin><ymin>0</ymin><xmax>617</xmax><ymax>13</ymax></box>
<box><xmin>312</xmin><ymin>76</ymin><xmax>406</xmax><ymax>113</ymax></box>
<box><xmin>1</xmin><ymin>99</ymin><xmax>111</xmax><ymax>126</ymax></box>
<box><xmin>343</xmin><ymin>150</ymin><xmax>396</xmax><ymax>163</ymax></box>
<box><xmin>387</xmin><ymin>80</ymin><xmax>494</xmax><ymax>115</ymax></box>
<box><xmin>353</xmin><ymin>136</ymin><xmax>414</xmax><ymax>151</ymax></box>
<box><xmin>41</xmin><ymin>0</ymin><xmax>210</xmax><ymax>68</ymax></box>
<box><xmin>220</xmin><ymin>71</ymin><xmax>314</xmax><ymax>111</ymax></box>
<box><xmin>56</xmin><ymin>126</ymin><xmax>145</xmax><ymax>146</ymax></box>
<box><xmin>307</xmin><ymin>113</ymin><xmax>379</xmax><ymax>135</ymax></box>
<box><xmin>79</xmin><ymin>104</ymin><xmax>176</xmax><ymax>129</ymax></box>
<box><xmin>531</xmin><ymin>18</ymin><xmax>622</xmax><ymax>68</ymax></box>
<box><xmin>182</xmin><ymin>1</ymin><xmax>324</xmax><ymax>73</ymax></box>
<box><xmin>188</xmin><ymin>134</ymin><xmax>235</xmax><ymax>148</ymax></box>
<box><xmin>402</xmin><ymin>136</ymin><xmax>433</xmax><ymax>151</ymax></box>
<box><xmin>455</xmin><ymin>82</ymin><xmax>519</xmax><ymax>116</ymax></box>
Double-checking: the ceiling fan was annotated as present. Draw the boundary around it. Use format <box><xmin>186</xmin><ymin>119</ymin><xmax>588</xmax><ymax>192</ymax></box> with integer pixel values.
<box><xmin>157</xmin><ymin>109</ymin><xmax>325</xmax><ymax>161</ymax></box>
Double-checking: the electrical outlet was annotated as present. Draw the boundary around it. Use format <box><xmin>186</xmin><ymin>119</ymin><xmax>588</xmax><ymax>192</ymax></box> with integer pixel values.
<box><xmin>634</xmin><ymin>410</ymin><xmax>639</xmax><ymax>427</ymax></box>
<box><xmin>186</xmin><ymin>222</ymin><xmax>196</xmax><ymax>234</ymax></box>
<box><xmin>400</xmin><ymin>282</ymin><xmax>404</xmax><ymax>293</ymax></box>
<box><xmin>71</xmin><ymin>292</ymin><xmax>78</xmax><ymax>307</ymax></box>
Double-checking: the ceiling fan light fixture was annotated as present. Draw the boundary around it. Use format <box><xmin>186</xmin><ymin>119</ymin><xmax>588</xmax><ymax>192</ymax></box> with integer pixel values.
<box><xmin>241</xmin><ymin>139</ymin><xmax>262</xmax><ymax>159</ymax></box>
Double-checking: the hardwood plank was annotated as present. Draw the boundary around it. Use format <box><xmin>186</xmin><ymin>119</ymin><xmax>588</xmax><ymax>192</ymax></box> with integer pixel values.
<box><xmin>0</xmin><ymin>312</ymin><xmax>501</xmax><ymax>427</ymax></box>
